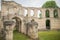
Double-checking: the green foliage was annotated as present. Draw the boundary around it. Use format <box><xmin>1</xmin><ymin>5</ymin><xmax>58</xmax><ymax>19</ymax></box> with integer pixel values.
<box><xmin>42</xmin><ymin>1</ymin><xmax>59</xmax><ymax>8</ymax></box>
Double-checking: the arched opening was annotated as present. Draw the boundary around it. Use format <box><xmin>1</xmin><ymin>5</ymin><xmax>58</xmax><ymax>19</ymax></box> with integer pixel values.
<box><xmin>46</xmin><ymin>20</ymin><xmax>50</xmax><ymax>30</ymax></box>
<box><xmin>46</xmin><ymin>10</ymin><xmax>50</xmax><ymax>18</ymax></box>
<box><xmin>12</xmin><ymin>17</ymin><xmax>22</xmax><ymax>32</ymax></box>
<box><xmin>38</xmin><ymin>10</ymin><xmax>42</xmax><ymax>18</ymax></box>
<box><xmin>12</xmin><ymin>17</ymin><xmax>29</xmax><ymax>40</ymax></box>
<box><xmin>54</xmin><ymin>9</ymin><xmax>58</xmax><ymax>18</ymax></box>
<box><xmin>24</xmin><ymin>9</ymin><xmax>27</xmax><ymax>16</ymax></box>
<box><xmin>31</xmin><ymin>10</ymin><xmax>34</xmax><ymax>16</ymax></box>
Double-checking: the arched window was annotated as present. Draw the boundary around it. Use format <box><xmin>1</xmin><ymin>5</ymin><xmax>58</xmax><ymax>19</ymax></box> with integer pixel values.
<box><xmin>38</xmin><ymin>10</ymin><xmax>42</xmax><ymax>18</ymax></box>
<box><xmin>46</xmin><ymin>10</ymin><xmax>50</xmax><ymax>18</ymax></box>
<box><xmin>31</xmin><ymin>10</ymin><xmax>34</xmax><ymax>16</ymax></box>
<box><xmin>54</xmin><ymin>9</ymin><xmax>58</xmax><ymax>18</ymax></box>
<box><xmin>46</xmin><ymin>20</ymin><xmax>50</xmax><ymax>30</ymax></box>
<box><xmin>24</xmin><ymin>9</ymin><xmax>27</xmax><ymax>16</ymax></box>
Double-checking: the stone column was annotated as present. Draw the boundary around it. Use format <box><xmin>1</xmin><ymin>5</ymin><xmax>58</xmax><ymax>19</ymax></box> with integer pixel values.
<box><xmin>19</xmin><ymin>7</ymin><xmax>24</xmax><ymax>16</ymax></box>
<box><xmin>33</xmin><ymin>9</ymin><xmax>38</xmax><ymax>18</ymax></box>
<box><xmin>0</xmin><ymin>12</ymin><xmax>1</xmax><ymax>19</ymax></box>
<box><xmin>0</xmin><ymin>20</ymin><xmax>4</xmax><ymax>40</ymax></box>
<box><xmin>58</xmin><ymin>9</ymin><xmax>60</xmax><ymax>18</ymax></box>
<box><xmin>41</xmin><ymin>9</ymin><xmax>46</xmax><ymax>18</ymax></box>
<box><xmin>21</xmin><ymin>21</ymin><xmax>24</xmax><ymax>33</ymax></box>
<box><xmin>50</xmin><ymin>9</ymin><xmax>54</xmax><ymax>18</ymax></box>
<box><xmin>27</xmin><ymin>19</ymin><xmax>38</xmax><ymax>40</ymax></box>
<box><xmin>3</xmin><ymin>20</ymin><xmax>15</xmax><ymax>40</ymax></box>
<box><xmin>23</xmin><ymin>19</ymin><xmax>28</xmax><ymax>34</ymax></box>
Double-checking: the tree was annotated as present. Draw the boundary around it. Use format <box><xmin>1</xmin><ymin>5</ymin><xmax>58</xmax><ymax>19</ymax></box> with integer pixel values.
<box><xmin>42</xmin><ymin>1</ymin><xmax>59</xmax><ymax>8</ymax></box>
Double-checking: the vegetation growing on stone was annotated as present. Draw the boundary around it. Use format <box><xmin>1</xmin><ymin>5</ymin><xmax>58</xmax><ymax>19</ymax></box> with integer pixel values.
<box><xmin>42</xmin><ymin>1</ymin><xmax>59</xmax><ymax>8</ymax></box>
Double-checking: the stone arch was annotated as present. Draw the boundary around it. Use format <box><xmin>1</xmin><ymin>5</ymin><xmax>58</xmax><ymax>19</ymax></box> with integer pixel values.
<box><xmin>46</xmin><ymin>19</ymin><xmax>50</xmax><ymax>30</ymax></box>
<box><xmin>45</xmin><ymin>10</ymin><xmax>50</xmax><ymax>18</ymax></box>
<box><xmin>12</xmin><ymin>16</ymin><xmax>22</xmax><ymax>32</ymax></box>
<box><xmin>11</xmin><ymin>16</ymin><xmax>23</xmax><ymax>21</ymax></box>
<box><xmin>54</xmin><ymin>9</ymin><xmax>58</xmax><ymax>18</ymax></box>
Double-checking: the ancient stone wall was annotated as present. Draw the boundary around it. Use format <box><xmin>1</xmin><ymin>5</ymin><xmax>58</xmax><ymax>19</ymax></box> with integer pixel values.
<box><xmin>1</xmin><ymin>1</ymin><xmax>60</xmax><ymax>31</ymax></box>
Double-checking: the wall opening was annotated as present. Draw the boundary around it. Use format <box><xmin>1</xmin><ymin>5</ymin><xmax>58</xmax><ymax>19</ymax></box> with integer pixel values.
<box><xmin>12</xmin><ymin>17</ymin><xmax>22</xmax><ymax>32</ymax></box>
<box><xmin>54</xmin><ymin>9</ymin><xmax>58</xmax><ymax>18</ymax></box>
<box><xmin>46</xmin><ymin>20</ymin><xmax>50</xmax><ymax>30</ymax></box>
<box><xmin>46</xmin><ymin>10</ymin><xmax>50</xmax><ymax>18</ymax></box>
<box><xmin>24</xmin><ymin>9</ymin><xmax>27</xmax><ymax>16</ymax></box>
<box><xmin>30</xmin><ymin>10</ymin><xmax>34</xmax><ymax>16</ymax></box>
<box><xmin>38</xmin><ymin>10</ymin><xmax>42</xmax><ymax>18</ymax></box>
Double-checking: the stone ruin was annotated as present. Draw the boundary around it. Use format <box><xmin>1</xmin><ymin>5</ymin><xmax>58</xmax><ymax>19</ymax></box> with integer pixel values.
<box><xmin>0</xmin><ymin>20</ymin><xmax>16</xmax><ymax>40</ymax></box>
<box><xmin>0</xmin><ymin>0</ymin><xmax>60</xmax><ymax>40</ymax></box>
<box><xmin>27</xmin><ymin>19</ymin><xmax>38</xmax><ymax>40</ymax></box>
<box><xmin>0</xmin><ymin>19</ymin><xmax>38</xmax><ymax>40</ymax></box>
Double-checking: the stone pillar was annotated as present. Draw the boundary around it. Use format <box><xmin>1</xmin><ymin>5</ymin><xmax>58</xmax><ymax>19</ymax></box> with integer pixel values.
<box><xmin>0</xmin><ymin>20</ymin><xmax>4</xmax><ymax>40</ymax></box>
<box><xmin>21</xmin><ymin>21</ymin><xmax>24</xmax><ymax>33</ymax></box>
<box><xmin>41</xmin><ymin>9</ymin><xmax>46</xmax><ymax>18</ymax></box>
<box><xmin>27</xmin><ymin>8</ymin><xmax>31</xmax><ymax>17</ymax></box>
<box><xmin>0</xmin><ymin>12</ymin><xmax>1</xmax><ymax>19</ymax></box>
<box><xmin>23</xmin><ymin>19</ymin><xmax>28</xmax><ymax>34</ymax></box>
<box><xmin>58</xmin><ymin>9</ymin><xmax>60</xmax><ymax>18</ymax></box>
<box><xmin>33</xmin><ymin>9</ymin><xmax>38</xmax><ymax>18</ymax></box>
<box><xmin>50</xmin><ymin>9</ymin><xmax>54</xmax><ymax>18</ymax></box>
<box><xmin>19</xmin><ymin>7</ymin><xmax>24</xmax><ymax>16</ymax></box>
<box><xmin>27</xmin><ymin>19</ymin><xmax>38</xmax><ymax>40</ymax></box>
<box><xmin>3</xmin><ymin>20</ymin><xmax>15</xmax><ymax>40</ymax></box>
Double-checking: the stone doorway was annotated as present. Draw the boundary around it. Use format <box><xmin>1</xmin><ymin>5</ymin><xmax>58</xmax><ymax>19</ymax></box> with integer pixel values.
<box><xmin>12</xmin><ymin>17</ymin><xmax>22</xmax><ymax>32</ymax></box>
<box><xmin>46</xmin><ymin>20</ymin><xmax>50</xmax><ymax>30</ymax></box>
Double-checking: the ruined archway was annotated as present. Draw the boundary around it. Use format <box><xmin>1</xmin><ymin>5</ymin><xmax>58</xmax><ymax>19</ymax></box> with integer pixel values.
<box><xmin>12</xmin><ymin>16</ymin><xmax>22</xmax><ymax>32</ymax></box>
<box><xmin>46</xmin><ymin>20</ymin><xmax>50</xmax><ymax>30</ymax></box>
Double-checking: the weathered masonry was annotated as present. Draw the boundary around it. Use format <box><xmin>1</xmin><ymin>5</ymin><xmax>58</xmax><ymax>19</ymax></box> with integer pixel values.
<box><xmin>0</xmin><ymin>0</ymin><xmax>60</xmax><ymax>40</ymax></box>
<box><xmin>1</xmin><ymin>0</ymin><xmax>60</xmax><ymax>30</ymax></box>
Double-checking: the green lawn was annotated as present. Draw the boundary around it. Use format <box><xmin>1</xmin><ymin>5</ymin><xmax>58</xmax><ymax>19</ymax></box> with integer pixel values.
<box><xmin>38</xmin><ymin>31</ymin><xmax>60</xmax><ymax>40</ymax></box>
<box><xmin>13</xmin><ymin>31</ymin><xmax>60</xmax><ymax>40</ymax></box>
<box><xmin>13</xmin><ymin>31</ymin><xmax>29</xmax><ymax>40</ymax></box>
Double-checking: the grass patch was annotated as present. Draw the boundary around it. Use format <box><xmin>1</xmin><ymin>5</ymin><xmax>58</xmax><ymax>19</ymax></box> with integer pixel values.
<box><xmin>38</xmin><ymin>31</ymin><xmax>60</xmax><ymax>40</ymax></box>
<box><xmin>13</xmin><ymin>31</ymin><xmax>29</xmax><ymax>40</ymax></box>
<box><xmin>13</xmin><ymin>31</ymin><xmax>60</xmax><ymax>40</ymax></box>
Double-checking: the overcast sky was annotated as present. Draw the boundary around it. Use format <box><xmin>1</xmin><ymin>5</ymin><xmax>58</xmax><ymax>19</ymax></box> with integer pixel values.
<box><xmin>13</xmin><ymin>0</ymin><xmax>60</xmax><ymax>7</ymax></box>
<box><xmin>0</xmin><ymin>0</ymin><xmax>60</xmax><ymax>10</ymax></box>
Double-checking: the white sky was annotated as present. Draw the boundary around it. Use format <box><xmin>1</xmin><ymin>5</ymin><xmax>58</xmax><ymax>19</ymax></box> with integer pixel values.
<box><xmin>0</xmin><ymin>0</ymin><xmax>60</xmax><ymax>7</ymax></box>
<box><xmin>0</xmin><ymin>0</ymin><xmax>60</xmax><ymax>10</ymax></box>
<box><xmin>13</xmin><ymin>0</ymin><xmax>60</xmax><ymax>7</ymax></box>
